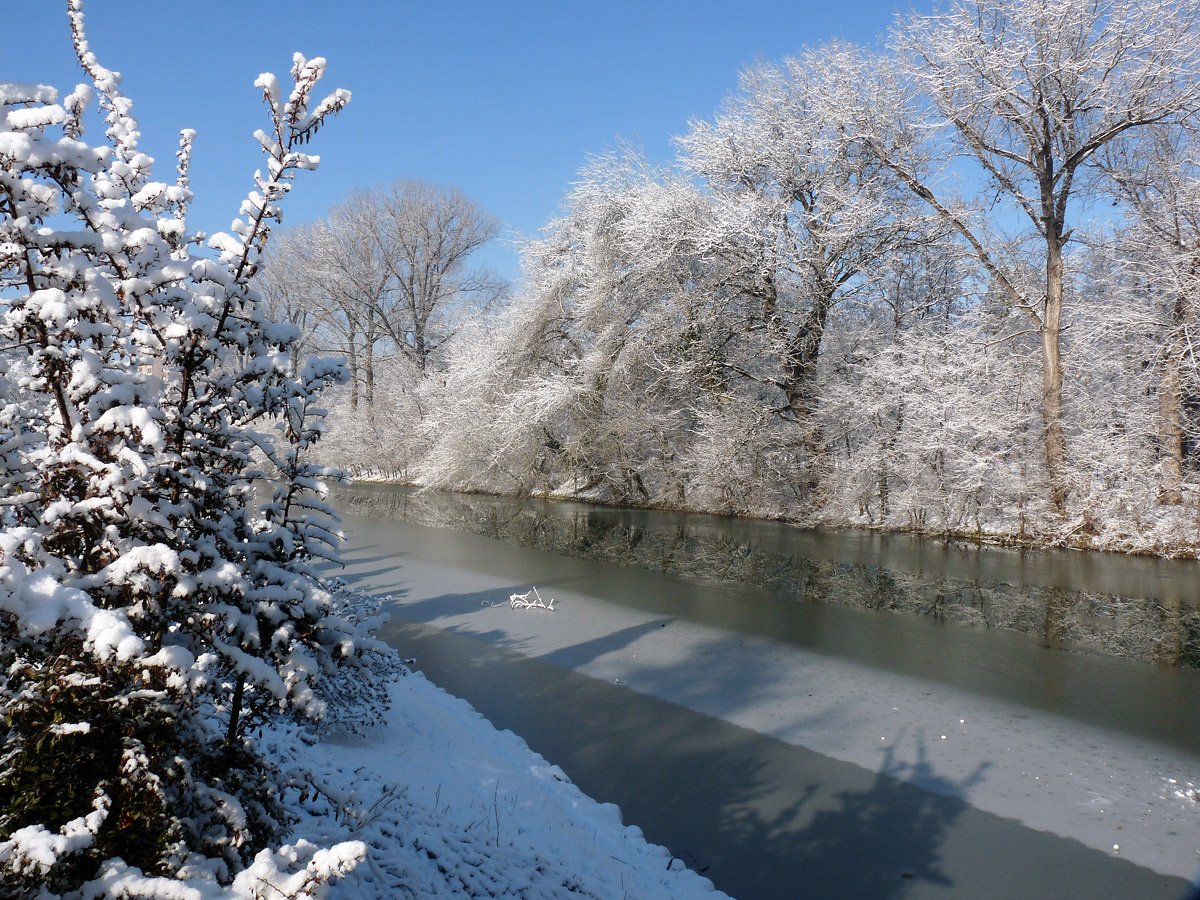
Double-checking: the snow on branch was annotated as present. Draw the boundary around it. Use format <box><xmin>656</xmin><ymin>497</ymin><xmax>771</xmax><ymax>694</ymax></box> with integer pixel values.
<box><xmin>508</xmin><ymin>586</ymin><xmax>556</xmax><ymax>611</ymax></box>
<box><xmin>0</xmin><ymin>3</ymin><xmax>369</xmax><ymax>897</ymax></box>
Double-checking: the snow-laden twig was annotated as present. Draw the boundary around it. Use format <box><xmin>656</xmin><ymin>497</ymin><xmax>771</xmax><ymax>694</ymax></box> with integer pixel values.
<box><xmin>509</xmin><ymin>586</ymin><xmax>556</xmax><ymax>611</ymax></box>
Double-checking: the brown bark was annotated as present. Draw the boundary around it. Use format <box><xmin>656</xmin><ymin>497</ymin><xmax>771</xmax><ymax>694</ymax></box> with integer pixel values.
<box><xmin>1042</xmin><ymin>235</ymin><xmax>1067</xmax><ymax>512</ymax></box>
<box><xmin>1158</xmin><ymin>335</ymin><xmax>1185</xmax><ymax>504</ymax></box>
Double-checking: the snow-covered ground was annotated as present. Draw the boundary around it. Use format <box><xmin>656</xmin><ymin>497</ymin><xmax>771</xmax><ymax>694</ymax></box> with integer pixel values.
<box><xmin>261</xmin><ymin>668</ymin><xmax>730</xmax><ymax>899</ymax></box>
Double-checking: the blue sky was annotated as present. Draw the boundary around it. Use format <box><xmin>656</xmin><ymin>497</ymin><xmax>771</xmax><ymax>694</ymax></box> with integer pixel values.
<box><xmin>12</xmin><ymin>1</ymin><xmax>927</xmax><ymax>281</ymax></box>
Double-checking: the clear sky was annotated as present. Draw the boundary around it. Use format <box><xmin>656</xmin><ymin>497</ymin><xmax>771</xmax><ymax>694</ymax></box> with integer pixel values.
<box><xmin>11</xmin><ymin>1</ymin><xmax>928</xmax><ymax>281</ymax></box>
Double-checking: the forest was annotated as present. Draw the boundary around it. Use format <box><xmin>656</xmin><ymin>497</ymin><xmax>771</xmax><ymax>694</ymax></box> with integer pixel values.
<box><xmin>265</xmin><ymin>0</ymin><xmax>1200</xmax><ymax>557</ymax></box>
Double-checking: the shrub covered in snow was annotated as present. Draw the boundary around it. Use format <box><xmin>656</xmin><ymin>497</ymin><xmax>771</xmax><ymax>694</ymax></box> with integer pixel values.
<box><xmin>0</xmin><ymin>2</ymin><xmax>376</xmax><ymax>896</ymax></box>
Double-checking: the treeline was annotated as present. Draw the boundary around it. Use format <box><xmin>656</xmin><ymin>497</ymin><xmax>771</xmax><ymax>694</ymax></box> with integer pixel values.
<box><xmin>266</xmin><ymin>0</ymin><xmax>1200</xmax><ymax>555</ymax></box>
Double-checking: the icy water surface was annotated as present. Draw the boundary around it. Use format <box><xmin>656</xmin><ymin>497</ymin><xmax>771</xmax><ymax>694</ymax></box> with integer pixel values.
<box><xmin>329</xmin><ymin>491</ymin><xmax>1200</xmax><ymax>896</ymax></box>
<box><xmin>335</xmin><ymin>483</ymin><xmax>1200</xmax><ymax>669</ymax></box>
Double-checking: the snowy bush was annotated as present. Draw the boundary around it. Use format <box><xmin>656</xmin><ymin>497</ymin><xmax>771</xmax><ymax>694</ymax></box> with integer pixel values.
<box><xmin>0</xmin><ymin>2</ymin><xmax>375</xmax><ymax>896</ymax></box>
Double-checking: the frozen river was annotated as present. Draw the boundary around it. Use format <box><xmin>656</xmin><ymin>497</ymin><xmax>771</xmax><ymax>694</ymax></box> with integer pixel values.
<box><xmin>332</xmin><ymin>485</ymin><xmax>1200</xmax><ymax>899</ymax></box>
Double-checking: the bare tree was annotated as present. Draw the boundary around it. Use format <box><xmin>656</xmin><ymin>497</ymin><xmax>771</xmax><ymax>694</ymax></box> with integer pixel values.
<box><xmin>313</xmin><ymin>201</ymin><xmax>393</xmax><ymax>406</ymax></box>
<box><xmin>258</xmin><ymin>224</ymin><xmax>325</xmax><ymax>374</ymax></box>
<box><xmin>880</xmin><ymin>0</ymin><xmax>1200</xmax><ymax>511</ymax></box>
<box><xmin>263</xmin><ymin>179</ymin><xmax>503</xmax><ymax>407</ymax></box>
<box><xmin>362</xmin><ymin>179</ymin><xmax>504</xmax><ymax>374</ymax></box>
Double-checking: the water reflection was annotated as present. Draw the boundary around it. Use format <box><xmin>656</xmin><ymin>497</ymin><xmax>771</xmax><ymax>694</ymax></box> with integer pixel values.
<box><xmin>334</xmin><ymin>485</ymin><xmax>1200</xmax><ymax>668</ymax></box>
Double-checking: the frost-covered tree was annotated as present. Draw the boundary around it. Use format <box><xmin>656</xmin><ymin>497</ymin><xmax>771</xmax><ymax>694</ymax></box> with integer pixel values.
<box><xmin>423</xmin><ymin>50</ymin><xmax>945</xmax><ymax>519</ymax></box>
<box><xmin>261</xmin><ymin>179</ymin><xmax>503</xmax><ymax>476</ymax></box>
<box><xmin>422</xmin><ymin>147</ymin><xmax>709</xmax><ymax>504</ymax></box>
<box><xmin>883</xmin><ymin>0</ymin><xmax>1200</xmax><ymax>511</ymax></box>
<box><xmin>0</xmin><ymin>4</ymin><xmax>370</xmax><ymax>896</ymax></box>
<box><xmin>414</xmin><ymin>19</ymin><xmax>1200</xmax><ymax>552</ymax></box>
<box><xmin>679</xmin><ymin>45</ymin><xmax>925</xmax><ymax>422</ymax></box>
<box><xmin>677</xmin><ymin>44</ymin><xmax>934</xmax><ymax>509</ymax></box>
<box><xmin>1056</xmin><ymin>239</ymin><xmax>1169</xmax><ymax>535</ymax></box>
<box><xmin>1102</xmin><ymin>126</ymin><xmax>1200</xmax><ymax>505</ymax></box>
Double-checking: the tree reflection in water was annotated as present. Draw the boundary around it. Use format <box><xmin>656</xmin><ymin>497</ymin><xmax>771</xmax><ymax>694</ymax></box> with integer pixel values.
<box><xmin>335</xmin><ymin>485</ymin><xmax>1200</xmax><ymax>668</ymax></box>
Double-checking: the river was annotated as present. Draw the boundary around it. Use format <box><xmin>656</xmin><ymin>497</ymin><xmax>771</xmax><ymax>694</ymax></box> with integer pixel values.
<box><xmin>330</xmin><ymin>484</ymin><xmax>1200</xmax><ymax>899</ymax></box>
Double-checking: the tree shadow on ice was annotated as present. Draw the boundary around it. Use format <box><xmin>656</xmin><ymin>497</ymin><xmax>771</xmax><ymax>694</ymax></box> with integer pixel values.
<box><xmin>623</xmin><ymin>721</ymin><xmax>989</xmax><ymax>900</ymax></box>
<box><xmin>386</xmin><ymin>621</ymin><xmax>996</xmax><ymax>900</ymax></box>
<box><xmin>539</xmin><ymin>618</ymin><xmax>676</xmax><ymax>669</ymax></box>
<box><xmin>372</xmin><ymin>587</ymin><xmax>542</xmax><ymax>657</ymax></box>
<box><xmin>375</xmin><ymin>586</ymin><xmax>675</xmax><ymax>670</ymax></box>
<box><xmin>337</xmin><ymin>550</ymin><xmax>414</xmax><ymax>567</ymax></box>
<box><xmin>612</xmin><ymin>628</ymin><xmax>882</xmax><ymax>743</ymax></box>
<box><xmin>775</xmin><ymin>741</ymin><xmax>989</xmax><ymax>899</ymax></box>
<box><xmin>382</xmin><ymin>586</ymin><xmax>523</xmax><ymax>620</ymax></box>
<box><xmin>331</xmin><ymin>564</ymin><xmax>410</xmax><ymax>585</ymax></box>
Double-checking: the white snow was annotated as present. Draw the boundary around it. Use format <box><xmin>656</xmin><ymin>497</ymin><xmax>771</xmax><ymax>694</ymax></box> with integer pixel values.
<box><xmin>261</xmin><ymin>668</ymin><xmax>730</xmax><ymax>900</ymax></box>
<box><xmin>0</xmin><ymin>550</ymin><xmax>144</xmax><ymax>662</ymax></box>
<box><xmin>1</xmin><ymin>802</ymin><xmax>108</xmax><ymax>881</ymax></box>
<box><xmin>507</xmin><ymin>586</ymin><xmax>556</xmax><ymax>610</ymax></box>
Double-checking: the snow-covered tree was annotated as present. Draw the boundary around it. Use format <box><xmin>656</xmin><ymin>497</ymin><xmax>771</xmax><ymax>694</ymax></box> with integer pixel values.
<box><xmin>883</xmin><ymin>0</ymin><xmax>1200</xmax><ymax>511</ymax></box>
<box><xmin>412</xmin><ymin>18</ymin><xmax>1200</xmax><ymax>552</ymax></box>
<box><xmin>1102</xmin><ymin>125</ymin><xmax>1200</xmax><ymax>506</ymax></box>
<box><xmin>422</xmin><ymin>147</ymin><xmax>708</xmax><ymax>504</ymax></box>
<box><xmin>677</xmin><ymin>44</ymin><xmax>935</xmax><ymax>509</ymax></box>
<box><xmin>0</xmin><ymin>3</ymin><xmax>370</xmax><ymax>895</ymax></box>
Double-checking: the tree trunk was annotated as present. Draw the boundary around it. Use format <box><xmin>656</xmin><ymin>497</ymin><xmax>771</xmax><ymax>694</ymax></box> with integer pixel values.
<box><xmin>1042</xmin><ymin>236</ymin><xmax>1067</xmax><ymax>513</ymax></box>
<box><xmin>365</xmin><ymin>339</ymin><xmax>375</xmax><ymax>407</ymax></box>
<box><xmin>781</xmin><ymin>290</ymin><xmax>834</xmax><ymax>421</ymax></box>
<box><xmin>225</xmin><ymin>672</ymin><xmax>246</xmax><ymax>750</ymax></box>
<box><xmin>1159</xmin><ymin>334</ymin><xmax>1185</xmax><ymax>504</ymax></box>
<box><xmin>878</xmin><ymin>399</ymin><xmax>903</xmax><ymax>521</ymax></box>
<box><xmin>779</xmin><ymin>291</ymin><xmax>835</xmax><ymax>506</ymax></box>
<box><xmin>415</xmin><ymin>320</ymin><xmax>427</xmax><ymax>374</ymax></box>
<box><xmin>347</xmin><ymin>323</ymin><xmax>360</xmax><ymax>411</ymax></box>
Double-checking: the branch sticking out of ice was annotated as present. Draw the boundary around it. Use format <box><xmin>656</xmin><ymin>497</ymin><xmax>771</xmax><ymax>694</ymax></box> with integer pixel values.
<box><xmin>509</xmin><ymin>587</ymin><xmax>555</xmax><ymax>611</ymax></box>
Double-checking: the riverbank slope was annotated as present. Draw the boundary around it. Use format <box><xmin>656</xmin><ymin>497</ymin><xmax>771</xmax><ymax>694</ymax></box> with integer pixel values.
<box><xmin>277</xmin><ymin>665</ymin><xmax>728</xmax><ymax>899</ymax></box>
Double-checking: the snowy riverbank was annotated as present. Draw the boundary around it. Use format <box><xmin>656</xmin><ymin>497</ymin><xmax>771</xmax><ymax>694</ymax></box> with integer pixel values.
<box><xmin>264</xmin><ymin>669</ymin><xmax>729</xmax><ymax>899</ymax></box>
